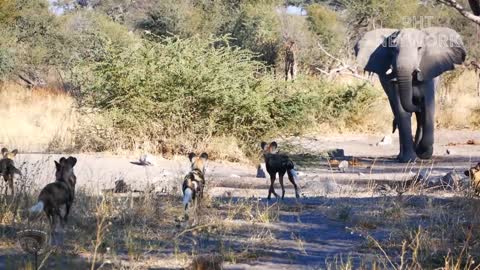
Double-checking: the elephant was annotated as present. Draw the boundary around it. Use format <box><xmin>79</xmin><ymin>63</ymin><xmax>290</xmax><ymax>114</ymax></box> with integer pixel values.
<box><xmin>355</xmin><ymin>28</ymin><xmax>466</xmax><ymax>162</ymax></box>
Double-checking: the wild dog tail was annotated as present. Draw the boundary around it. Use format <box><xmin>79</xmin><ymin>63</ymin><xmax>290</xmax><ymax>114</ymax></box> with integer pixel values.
<box><xmin>285</xmin><ymin>160</ymin><xmax>295</xmax><ymax>171</ymax></box>
<box><xmin>289</xmin><ymin>169</ymin><xmax>299</xmax><ymax>182</ymax></box>
<box><xmin>29</xmin><ymin>201</ymin><xmax>44</xmax><ymax>214</ymax></box>
<box><xmin>183</xmin><ymin>188</ymin><xmax>193</xmax><ymax>210</ymax></box>
<box><xmin>286</xmin><ymin>160</ymin><xmax>299</xmax><ymax>181</ymax></box>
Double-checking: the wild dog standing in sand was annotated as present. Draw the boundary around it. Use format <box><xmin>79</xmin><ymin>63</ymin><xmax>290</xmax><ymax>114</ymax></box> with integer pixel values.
<box><xmin>182</xmin><ymin>152</ymin><xmax>208</xmax><ymax>218</ymax></box>
<box><xmin>29</xmin><ymin>156</ymin><xmax>77</xmax><ymax>245</ymax></box>
<box><xmin>465</xmin><ymin>162</ymin><xmax>480</xmax><ymax>195</ymax></box>
<box><xmin>261</xmin><ymin>142</ymin><xmax>300</xmax><ymax>200</ymax></box>
<box><xmin>0</xmin><ymin>148</ymin><xmax>21</xmax><ymax>196</ymax></box>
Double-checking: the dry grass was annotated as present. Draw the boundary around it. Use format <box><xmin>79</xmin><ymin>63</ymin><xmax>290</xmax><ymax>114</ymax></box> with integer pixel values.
<box><xmin>0</xmin><ymin>83</ymin><xmax>77</xmax><ymax>152</ymax></box>
<box><xmin>1</xmin><ymin>71</ymin><xmax>479</xmax><ymax>158</ymax></box>
<box><xmin>0</xmin><ymin>155</ymin><xmax>479</xmax><ymax>269</ymax></box>
<box><xmin>436</xmin><ymin>70</ymin><xmax>480</xmax><ymax>129</ymax></box>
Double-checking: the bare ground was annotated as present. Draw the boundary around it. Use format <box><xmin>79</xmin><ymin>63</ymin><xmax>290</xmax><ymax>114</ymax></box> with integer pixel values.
<box><xmin>1</xmin><ymin>129</ymin><xmax>480</xmax><ymax>269</ymax></box>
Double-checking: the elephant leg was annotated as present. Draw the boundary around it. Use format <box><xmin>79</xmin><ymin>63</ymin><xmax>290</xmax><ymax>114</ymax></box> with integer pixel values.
<box><xmin>380</xmin><ymin>77</ymin><xmax>416</xmax><ymax>162</ymax></box>
<box><xmin>415</xmin><ymin>79</ymin><xmax>436</xmax><ymax>159</ymax></box>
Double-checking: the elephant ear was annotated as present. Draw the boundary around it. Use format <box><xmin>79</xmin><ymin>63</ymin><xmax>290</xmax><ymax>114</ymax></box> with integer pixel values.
<box><xmin>419</xmin><ymin>27</ymin><xmax>466</xmax><ymax>81</ymax></box>
<box><xmin>354</xmin><ymin>28</ymin><xmax>398</xmax><ymax>75</ymax></box>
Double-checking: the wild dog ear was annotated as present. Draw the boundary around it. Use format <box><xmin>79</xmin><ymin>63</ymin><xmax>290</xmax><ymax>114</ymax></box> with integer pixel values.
<box><xmin>10</xmin><ymin>149</ymin><xmax>18</xmax><ymax>157</ymax></box>
<box><xmin>67</xmin><ymin>157</ymin><xmax>77</xmax><ymax>167</ymax></box>
<box><xmin>55</xmin><ymin>160</ymin><xmax>61</xmax><ymax>171</ymax></box>
<box><xmin>269</xmin><ymin>142</ymin><xmax>278</xmax><ymax>153</ymax></box>
<box><xmin>200</xmin><ymin>152</ymin><xmax>208</xmax><ymax>160</ymax></box>
<box><xmin>59</xmin><ymin>157</ymin><xmax>67</xmax><ymax>165</ymax></box>
<box><xmin>260</xmin><ymin>142</ymin><xmax>267</xmax><ymax>150</ymax></box>
<box><xmin>188</xmin><ymin>153</ymin><xmax>196</xmax><ymax>162</ymax></box>
<box><xmin>1</xmin><ymin>148</ymin><xmax>8</xmax><ymax>157</ymax></box>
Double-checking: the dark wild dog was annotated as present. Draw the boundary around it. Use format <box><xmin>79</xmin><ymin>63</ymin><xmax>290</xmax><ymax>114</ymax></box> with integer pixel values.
<box><xmin>261</xmin><ymin>141</ymin><xmax>300</xmax><ymax>200</ymax></box>
<box><xmin>182</xmin><ymin>152</ymin><xmax>208</xmax><ymax>219</ymax></box>
<box><xmin>29</xmin><ymin>156</ymin><xmax>77</xmax><ymax>245</ymax></box>
<box><xmin>465</xmin><ymin>162</ymin><xmax>480</xmax><ymax>195</ymax></box>
<box><xmin>0</xmin><ymin>148</ymin><xmax>21</xmax><ymax>196</ymax></box>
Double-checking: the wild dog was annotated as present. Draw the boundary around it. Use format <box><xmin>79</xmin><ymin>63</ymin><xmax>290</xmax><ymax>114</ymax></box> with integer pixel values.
<box><xmin>0</xmin><ymin>148</ymin><xmax>21</xmax><ymax>196</ymax></box>
<box><xmin>464</xmin><ymin>162</ymin><xmax>480</xmax><ymax>195</ymax></box>
<box><xmin>261</xmin><ymin>141</ymin><xmax>300</xmax><ymax>200</ymax></box>
<box><xmin>182</xmin><ymin>152</ymin><xmax>208</xmax><ymax>219</ymax></box>
<box><xmin>29</xmin><ymin>156</ymin><xmax>77</xmax><ymax>245</ymax></box>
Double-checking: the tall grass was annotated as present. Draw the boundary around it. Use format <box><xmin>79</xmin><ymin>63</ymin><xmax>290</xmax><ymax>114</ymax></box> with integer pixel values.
<box><xmin>0</xmin><ymin>83</ymin><xmax>76</xmax><ymax>152</ymax></box>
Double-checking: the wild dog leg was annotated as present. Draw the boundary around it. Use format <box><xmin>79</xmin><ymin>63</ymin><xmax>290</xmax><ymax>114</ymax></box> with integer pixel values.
<box><xmin>48</xmin><ymin>213</ymin><xmax>56</xmax><ymax>246</ymax></box>
<box><xmin>279</xmin><ymin>172</ymin><xmax>286</xmax><ymax>199</ymax></box>
<box><xmin>7</xmin><ymin>177</ymin><xmax>13</xmax><ymax>196</ymax></box>
<box><xmin>287</xmin><ymin>170</ymin><xmax>300</xmax><ymax>199</ymax></box>
<box><xmin>65</xmin><ymin>203</ymin><xmax>71</xmax><ymax>223</ymax></box>
<box><xmin>267</xmin><ymin>174</ymin><xmax>278</xmax><ymax>200</ymax></box>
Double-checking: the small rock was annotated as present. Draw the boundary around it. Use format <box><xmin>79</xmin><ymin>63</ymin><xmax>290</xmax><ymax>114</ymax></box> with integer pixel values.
<box><xmin>440</xmin><ymin>171</ymin><xmax>466</xmax><ymax>189</ymax></box>
<box><xmin>230</xmin><ymin>174</ymin><xmax>241</xmax><ymax>178</ymax></box>
<box><xmin>139</xmin><ymin>154</ymin><xmax>156</xmax><ymax>166</ymax></box>
<box><xmin>256</xmin><ymin>164</ymin><xmax>266</xmax><ymax>178</ymax></box>
<box><xmin>114</xmin><ymin>179</ymin><xmax>130</xmax><ymax>193</ymax></box>
<box><xmin>467</xmin><ymin>139</ymin><xmax>480</xmax><ymax>145</ymax></box>
<box><xmin>327</xmin><ymin>149</ymin><xmax>345</xmax><ymax>159</ymax></box>
<box><xmin>446</xmin><ymin>149</ymin><xmax>451</xmax><ymax>155</ymax></box>
<box><xmin>377</xmin><ymin>135</ymin><xmax>392</xmax><ymax>146</ymax></box>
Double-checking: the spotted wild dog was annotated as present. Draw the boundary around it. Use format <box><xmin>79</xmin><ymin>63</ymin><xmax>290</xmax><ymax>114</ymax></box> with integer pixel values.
<box><xmin>261</xmin><ymin>141</ymin><xmax>300</xmax><ymax>200</ymax></box>
<box><xmin>0</xmin><ymin>148</ymin><xmax>21</xmax><ymax>196</ymax></box>
<box><xmin>464</xmin><ymin>162</ymin><xmax>480</xmax><ymax>195</ymax></box>
<box><xmin>29</xmin><ymin>156</ymin><xmax>77</xmax><ymax>246</ymax></box>
<box><xmin>182</xmin><ymin>152</ymin><xmax>208</xmax><ymax>219</ymax></box>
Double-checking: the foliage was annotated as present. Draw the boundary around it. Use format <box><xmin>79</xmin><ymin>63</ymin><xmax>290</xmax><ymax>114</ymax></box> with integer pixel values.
<box><xmin>230</xmin><ymin>1</ymin><xmax>283</xmax><ymax>66</ymax></box>
<box><xmin>74</xmin><ymin>35</ymin><xmax>380</xmax><ymax>153</ymax></box>
<box><xmin>341</xmin><ymin>0</ymin><xmax>418</xmax><ymax>32</ymax></box>
<box><xmin>306</xmin><ymin>3</ymin><xmax>345</xmax><ymax>52</ymax></box>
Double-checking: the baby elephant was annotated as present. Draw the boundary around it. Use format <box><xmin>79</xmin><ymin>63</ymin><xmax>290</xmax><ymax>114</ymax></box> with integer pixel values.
<box><xmin>0</xmin><ymin>148</ymin><xmax>21</xmax><ymax>196</ymax></box>
<box><xmin>261</xmin><ymin>142</ymin><xmax>300</xmax><ymax>200</ymax></box>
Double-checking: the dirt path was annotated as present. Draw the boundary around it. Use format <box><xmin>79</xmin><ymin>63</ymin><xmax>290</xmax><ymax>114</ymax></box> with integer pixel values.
<box><xmin>3</xmin><ymin>129</ymin><xmax>480</xmax><ymax>269</ymax></box>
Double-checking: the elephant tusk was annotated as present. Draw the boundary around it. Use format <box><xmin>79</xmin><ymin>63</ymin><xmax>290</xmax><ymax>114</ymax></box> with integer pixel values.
<box><xmin>385</xmin><ymin>68</ymin><xmax>393</xmax><ymax>75</ymax></box>
<box><xmin>415</xmin><ymin>68</ymin><xmax>423</xmax><ymax>81</ymax></box>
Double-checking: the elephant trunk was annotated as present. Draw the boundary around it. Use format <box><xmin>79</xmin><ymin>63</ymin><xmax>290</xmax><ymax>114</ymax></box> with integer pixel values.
<box><xmin>397</xmin><ymin>73</ymin><xmax>420</xmax><ymax>113</ymax></box>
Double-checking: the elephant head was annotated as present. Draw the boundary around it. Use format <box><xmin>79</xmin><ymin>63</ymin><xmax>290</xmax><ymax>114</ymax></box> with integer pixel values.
<box><xmin>355</xmin><ymin>27</ymin><xmax>466</xmax><ymax>113</ymax></box>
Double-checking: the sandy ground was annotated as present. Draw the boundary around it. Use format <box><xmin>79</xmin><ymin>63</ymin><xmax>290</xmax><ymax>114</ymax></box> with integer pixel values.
<box><xmin>2</xmin><ymin>129</ymin><xmax>480</xmax><ymax>269</ymax></box>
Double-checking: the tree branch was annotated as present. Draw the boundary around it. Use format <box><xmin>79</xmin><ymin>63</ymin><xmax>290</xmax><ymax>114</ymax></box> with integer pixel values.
<box><xmin>438</xmin><ymin>0</ymin><xmax>480</xmax><ymax>25</ymax></box>
<box><xmin>316</xmin><ymin>42</ymin><xmax>371</xmax><ymax>83</ymax></box>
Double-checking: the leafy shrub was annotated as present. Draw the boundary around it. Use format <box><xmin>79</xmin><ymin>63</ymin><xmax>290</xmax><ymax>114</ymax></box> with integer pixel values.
<box><xmin>306</xmin><ymin>4</ymin><xmax>345</xmax><ymax>53</ymax></box>
<box><xmin>230</xmin><ymin>1</ymin><xmax>282</xmax><ymax>67</ymax></box>
<box><xmin>75</xmin><ymin>35</ymin><xmax>382</xmax><ymax>155</ymax></box>
<box><xmin>0</xmin><ymin>48</ymin><xmax>14</xmax><ymax>80</ymax></box>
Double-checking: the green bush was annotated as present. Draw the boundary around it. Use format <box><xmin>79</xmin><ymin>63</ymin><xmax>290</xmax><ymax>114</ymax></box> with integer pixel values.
<box><xmin>76</xmin><ymin>35</ymin><xmax>382</xmax><ymax>155</ymax></box>
<box><xmin>0</xmin><ymin>48</ymin><xmax>14</xmax><ymax>80</ymax></box>
<box><xmin>306</xmin><ymin>4</ymin><xmax>345</xmax><ymax>53</ymax></box>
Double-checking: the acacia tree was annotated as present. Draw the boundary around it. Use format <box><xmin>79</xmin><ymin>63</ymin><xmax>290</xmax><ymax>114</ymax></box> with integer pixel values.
<box><xmin>438</xmin><ymin>0</ymin><xmax>480</xmax><ymax>24</ymax></box>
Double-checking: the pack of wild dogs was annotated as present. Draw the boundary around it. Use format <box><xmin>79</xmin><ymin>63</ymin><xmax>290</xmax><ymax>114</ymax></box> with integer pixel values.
<box><xmin>2</xmin><ymin>142</ymin><xmax>480</xmax><ymax>248</ymax></box>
